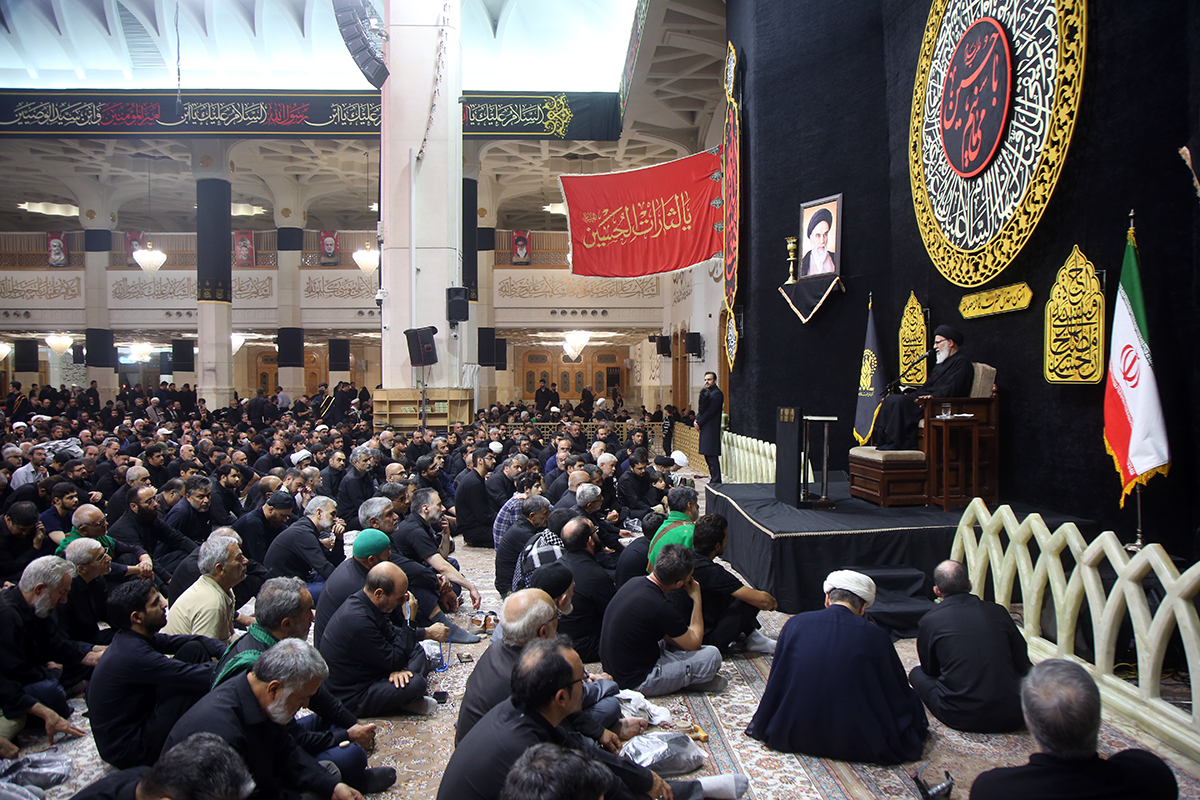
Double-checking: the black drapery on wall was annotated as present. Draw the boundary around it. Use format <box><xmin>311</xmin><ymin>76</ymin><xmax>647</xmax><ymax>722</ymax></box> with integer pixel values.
<box><xmin>727</xmin><ymin>0</ymin><xmax>1199</xmax><ymax>554</ymax></box>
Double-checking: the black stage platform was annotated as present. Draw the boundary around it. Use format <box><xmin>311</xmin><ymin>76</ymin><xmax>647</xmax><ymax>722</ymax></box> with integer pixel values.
<box><xmin>708</xmin><ymin>481</ymin><xmax>1093</xmax><ymax>614</ymax></box>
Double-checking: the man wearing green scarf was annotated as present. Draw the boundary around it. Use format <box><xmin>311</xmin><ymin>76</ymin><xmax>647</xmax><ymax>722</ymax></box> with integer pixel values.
<box><xmin>212</xmin><ymin>577</ymin><xmax>395</xmax><ymax>795</ymax></box>
<box><xmin>647</xmin><ymin>486</ymin><xmax>701</xmax><ymax>569</ymax></box>
<box><xmin>56</xmin><ymin>504</ymin><xmax>153</xmax><ymax>580</ymax></box>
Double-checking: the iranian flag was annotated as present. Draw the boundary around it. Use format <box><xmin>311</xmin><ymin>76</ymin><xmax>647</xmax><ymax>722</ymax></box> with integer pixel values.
<box><xmin>1103</xmin><ymin>229</ymin><xmax>1171</xmax><ymax>507</ymax></box>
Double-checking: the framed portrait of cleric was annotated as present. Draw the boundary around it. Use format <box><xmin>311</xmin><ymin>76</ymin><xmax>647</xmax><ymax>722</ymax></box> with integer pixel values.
<box><xmin>798</xmin><ymin>194</ymin><xmax>841</xmax><ymax>279</ymax></box>
<box><xmin>125</xmin><ymin>231</ymin><xmax>144</xmax><ymax>266</ymax></box>
<box><xmin>318</xmin><ymin>231</ymin><xmax>340</xmax><ymax>266</ymax></box>
<box><xmin>233</xmin><ymin>231</ymin><xmax>255</xmax><ymax>268</ymax></box>
<box><xmin>511</xmin><ymin>230</ymin><xmax>531</xmax><ymax>265</ymax></box>
<box><xmin>47</xmin><ymin>231</ymin><xmax>68</xmax><ymax>267</ymax></box>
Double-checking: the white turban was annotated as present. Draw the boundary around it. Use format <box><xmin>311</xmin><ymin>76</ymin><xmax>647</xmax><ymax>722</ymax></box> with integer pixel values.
<box><xmin>488</xmin><ymin>441</ymin><xmax>503</xmax><ymax>454</ymax></box>
<box><xmin>291</xmin><ymin>449</ymin><xmax>312</xmax><ymax>465</ymax></box>
<box><xmin>670</xmin><ymin>450</ymin><xmax>690</xmax><ymax>468</ymax></box>
<box><xmin>823</xmin><ymin>570</ymin><xmax>876</xmax><ymax>608</ymax></box>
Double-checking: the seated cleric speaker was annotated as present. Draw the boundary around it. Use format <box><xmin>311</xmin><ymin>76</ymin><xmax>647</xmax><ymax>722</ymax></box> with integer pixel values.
<box><xmin>873</xmin><ymin>325</ymin><xmax>973</xmax><ymax>451</ymax></box>
<box><xmin>403</xmin><ymin>327</ymin><xmax>439</xmax><ymax>367</ymax></box>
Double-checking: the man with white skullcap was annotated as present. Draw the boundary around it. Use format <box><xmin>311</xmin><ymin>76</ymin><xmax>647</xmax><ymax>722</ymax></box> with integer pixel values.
<box><xmin>746</xmin><ymin>569</ymin><xmax>928</xmax><ymax>763</ymax></box>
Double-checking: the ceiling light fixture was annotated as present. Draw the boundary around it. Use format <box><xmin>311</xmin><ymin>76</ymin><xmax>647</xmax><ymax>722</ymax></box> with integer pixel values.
<box><xmin>129</xmin><ymin>342</ymin><xmax>154</xmax><ymax>362</ymax></box>
<box><xmin>45</xmin><ymin>334</ymin><xmax>73</xmax><ymax>356</ymax></box>
<box><xmin>354</xmin><ymin>150</ymin><xmax>380</xmax><ymax>275</ymax></box>
<box><xmin>542</xmin><ymin>202</ymin><xmax>567</xmax><ymax>215</ymax></box>
<box><xmin>0</xmin><ymin>343</ymin><xmax>11</xmax><ymax>361</ymax></box>
<box><xmin>17</xmin><ymin>202</ymin><xmax>80</xmax><ymax>217</ymax></box>
<box><xmin>133</xmin><ymin>164</ymin><xmax>167</xmax><ymax>273</ymax></box>
<box><xmin>562</xmin><ymin>329</ymin><xmax>590</xmax><ymax>358</ymax></box>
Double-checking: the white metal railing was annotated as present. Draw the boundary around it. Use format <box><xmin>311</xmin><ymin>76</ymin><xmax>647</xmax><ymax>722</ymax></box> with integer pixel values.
<box><xmin>720</xmin><ymin>431</ymin><xmax>778</xmax><ymax>484</ymax></box>
<box><xmin>951</xmin><ymin>499</ymin><xmax>1200</xmax><ymax>762</ymax></box>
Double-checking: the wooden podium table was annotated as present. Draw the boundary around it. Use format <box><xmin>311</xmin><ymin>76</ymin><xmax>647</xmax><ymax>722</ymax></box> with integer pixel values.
<box><xmin>927</xmin><ymin>415</ymin><xmax>980</xmax><ymax>511</ymax></box>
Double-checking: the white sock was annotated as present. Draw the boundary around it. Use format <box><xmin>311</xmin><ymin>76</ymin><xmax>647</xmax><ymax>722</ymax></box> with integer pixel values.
<box><xmin>698</xmin><ymin>773</ymin><xmax>749</xmax><ymax>799</ymax></box>
<box><xmin>745</xmin><ymin>629</ymin><xmax>776</xmax><ymax>654</ymax></box>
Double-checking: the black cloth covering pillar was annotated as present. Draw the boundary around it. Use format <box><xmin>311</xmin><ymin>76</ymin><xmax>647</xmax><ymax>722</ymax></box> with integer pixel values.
<box><xmin>196</xmin><ymin>179</ymin><xmax>232</xmax><ymax>303</ymax></box>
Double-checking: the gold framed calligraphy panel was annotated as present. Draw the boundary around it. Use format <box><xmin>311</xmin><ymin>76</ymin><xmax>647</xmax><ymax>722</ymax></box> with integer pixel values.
<box><xmin>1044</xmin><ymin>245</ymin><xmax>1104</xmax><ymax>384</ymax></box>
<box><xmin>908</xmin><ymin>0</ymin><xmax>1086</xmax><ymax>287</ymax></box>
<box><xmin>900</xmin><ymin>292</ymin><xmax>928</xmax><ymax>385</ymax></box>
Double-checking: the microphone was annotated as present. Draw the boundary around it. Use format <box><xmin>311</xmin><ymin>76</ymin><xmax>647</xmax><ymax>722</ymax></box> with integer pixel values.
<box><xmin>920</xmin><ymin>347</ymin><xmax>937</xmax><ymax>362</ymax></box>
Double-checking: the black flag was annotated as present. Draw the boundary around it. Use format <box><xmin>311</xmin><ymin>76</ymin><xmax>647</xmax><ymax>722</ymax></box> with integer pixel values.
<box><xmin>854</xmin><ymin>298</ymin><xmax>887</xmax><ymax>444</ymax></box>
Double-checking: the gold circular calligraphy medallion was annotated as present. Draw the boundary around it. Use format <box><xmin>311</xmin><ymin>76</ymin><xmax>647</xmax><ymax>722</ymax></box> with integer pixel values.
<box><xmin>909</xmin><ymin>0</ymin><xmax>1086</xmax><ymax>287</ymax></box>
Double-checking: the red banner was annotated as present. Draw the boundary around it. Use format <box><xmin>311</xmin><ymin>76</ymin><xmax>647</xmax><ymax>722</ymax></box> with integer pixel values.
<box><xmin>560</xmin><ymin>149</ymin><xmax>723</xmax><ymax>277</ymax></box>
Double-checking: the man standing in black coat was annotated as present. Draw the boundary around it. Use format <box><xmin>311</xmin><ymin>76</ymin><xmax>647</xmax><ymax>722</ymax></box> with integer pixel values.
<box><xmin>694</xmin><ymin>372</ymin><xmax>724</xmax><ymax>484</ymax></box>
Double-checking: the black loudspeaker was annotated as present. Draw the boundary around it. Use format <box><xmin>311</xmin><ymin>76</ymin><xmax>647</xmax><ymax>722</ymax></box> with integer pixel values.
<box><xmin>329</xmin><ymin>339</ymin><xmax>351</xmax><ymax>372</ymax></box>
<box><xmin>172</xmin><ymin>339</ymin><xmax>195</xmax><ymax>372</ymax></box>
<box><xmin>477</xmin><ymin>227</ymin><xmax>496</xmax><ymax>251</ymax></box>
<box><xmin>276</xmin><ymin>329</ymin><xmax>303</xmax><ymax>369</ymax></box>
<box><xmin>403</xmin><ymin>327</ymin><xmax>439</xmax><ymax>367</ymax></box>
<box><xmin>493</xmin><ymin>338</ymin><xmax>507</xmax><ymax>371</ymax></box>
<box><xmin>656</xmin><ymin>336</ymin><xmax>672</xmax><ymax>356</ymax></box>
<box><xmin>159</xmin><ymin>352</ymin><xmax>173</xmax><ymax>375</ymax></box>
<box><xmin>775</xmin><ymin>407</ymin><xmax>801</xmax><ymax>506</ymax></box>
<box><xmin>686</xmin><ymin>332</ymin><xmax>703</xmax><ymax>357</ymax></box>
<box><xmin>13</xmin><ymin>340</ymin><xmax>38</xmax><ymax>373</ymax></box>
<box><xmin>72</xmin><ymin>343</ymin><xmax>85</xmax><ymax>365</ymax></box>
<box><xmin>446</xmin><ymin>287</ymin><xmax>470</xmax><ymax>322</ymax></box>
<box><xmin>478</xmin><ymin>327</ymin><xmax>495</xmax><ymax>367</ymax></box>
<box><xmin>333</xmin><ymin>0</ymin><xmax>389</xmax><ymax>89</ymax></box>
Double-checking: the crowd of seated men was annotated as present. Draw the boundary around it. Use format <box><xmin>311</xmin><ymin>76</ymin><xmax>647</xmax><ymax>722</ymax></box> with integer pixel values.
<box><xmin>0</xmin><ymin>377</ymin><xmax>1179</xmax><ymax>800</ymax></box>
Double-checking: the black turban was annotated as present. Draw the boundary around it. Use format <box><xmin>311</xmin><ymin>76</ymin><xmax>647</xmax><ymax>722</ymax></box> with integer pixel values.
<box><xmin>806</xmin><ymin>207</ymin><xmax>833</xmax><ymax>237</ymax></box>
<box><xmin>934</xmin><ymin>324</ymin><xmax>964</xmax><ymax>346</ymax></box>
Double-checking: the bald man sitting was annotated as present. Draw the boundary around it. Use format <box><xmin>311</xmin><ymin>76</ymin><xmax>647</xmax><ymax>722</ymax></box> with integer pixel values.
<box><xmin>552</xmin><ymin>469</ymin><xmax>591</xmax><ymax>512</ymax></box>
<box><xmin>318</xmin><ymin>562</ymin><xmax>448</xmax><ymax>717</ymax></box>
<box><xmin>456</xmin><ymin>588</ymin><xmax>636</xmax><ymax>747</ymax></box>
<box><xmin>909</xmin><ymin>560</ymin><xmax>1030</xmax><ymax>733</ymax></box>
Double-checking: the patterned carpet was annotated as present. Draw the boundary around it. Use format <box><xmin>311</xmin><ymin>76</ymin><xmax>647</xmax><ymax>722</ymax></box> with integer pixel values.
<box><xmin>23</xmin><ymin>477</ymin><xmax>1200</xmax><ymax>799</ymax></box>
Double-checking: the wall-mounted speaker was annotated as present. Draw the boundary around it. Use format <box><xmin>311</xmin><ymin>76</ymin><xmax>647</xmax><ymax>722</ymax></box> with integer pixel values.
<box><xmin>478</xmin><ymin>327</ymin><xmax>495</xmax><ymax>368</ymax></box>
<box><xmin>446</xmin><ymin>287</ymin><xmax>470</xmax><ymax>322</ymax></box>
<box><xmin>656</xmin><ymin>336</ymin><xmax>672</xmax><ymax>357</ymax></box>
<box><xmin>404</xmin><ymin>327</ymin><xmax>439</xmax><ymax>367</ymax></box>
<box><xmin>686</xmin><ymin>332</ymin><xmax>704</xmax><ymax>358</ymax></box>
<box><xmin>333</xmin><ymin>0</ymin><xmax>389</xmax><ymax>89</ymax></box>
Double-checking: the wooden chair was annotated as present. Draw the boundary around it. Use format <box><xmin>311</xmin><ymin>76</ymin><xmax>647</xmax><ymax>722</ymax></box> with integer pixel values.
<box><xmin>848</xmin><ymin>363</ymin><xmax>998</xmax><ymax>508</ymax></box>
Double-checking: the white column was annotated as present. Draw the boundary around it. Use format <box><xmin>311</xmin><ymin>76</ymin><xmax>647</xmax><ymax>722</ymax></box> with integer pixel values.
<box><xmin>380</xmin><ymin>0</ymin><xmax>463</xmax><ymax>390</ymax></box>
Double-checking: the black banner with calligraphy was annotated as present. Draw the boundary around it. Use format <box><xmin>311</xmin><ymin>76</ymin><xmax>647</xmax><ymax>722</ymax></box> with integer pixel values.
<box><xmin>462</xmin><ymin>92</ymin><xmax>621</xmax><ymax>140</ymax></box>
<box><xmin>0</xmin><ymin>90</ymin><xmax>381</xmax><ymax>138</ymax></box>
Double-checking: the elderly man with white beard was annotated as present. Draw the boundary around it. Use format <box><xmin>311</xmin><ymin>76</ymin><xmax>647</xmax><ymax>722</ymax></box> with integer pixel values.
<box><xmin>164</xmin><ymin>639</ymin><xmax>366</xmax><ymax>800</ymax></box>
<box><xmin>0</xmin><ymin>556</ymin><xmax>103</xmax><ymax>745</ymax></box>
<box><xmin>873</xmin><ymin>324</ymin><xmax>975</xmax><ymax>451</ymax></box>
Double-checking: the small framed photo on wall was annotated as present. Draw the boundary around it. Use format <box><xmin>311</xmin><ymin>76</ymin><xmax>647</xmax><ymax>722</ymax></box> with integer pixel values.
<box><xmin>799</xmin><ymin>194</ymin><xmax>842</xmax><ymax>279</ymax></box>
<box><xmin>47</xmin><ymin>232</ymin><xmax>68</xmax><ymax>267</ymax></box>
<box><xmin>125</xmin><ymin>231</ymin><xmax>144</xmax><ymax>266</ymax></box>
<box><xmin>512</xmin><ymin>230</ymin><xmax>531</xmax><ymax>265</ymax></box>
<box><xmin>233</xmin><ymin>231</ymin><xmax>255</xmax><ymax>268</ymax></box>
<box><xmin>318</xmin><ymin>231</ymin><xmax>339</xmax><ymax>266</ymax></box>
